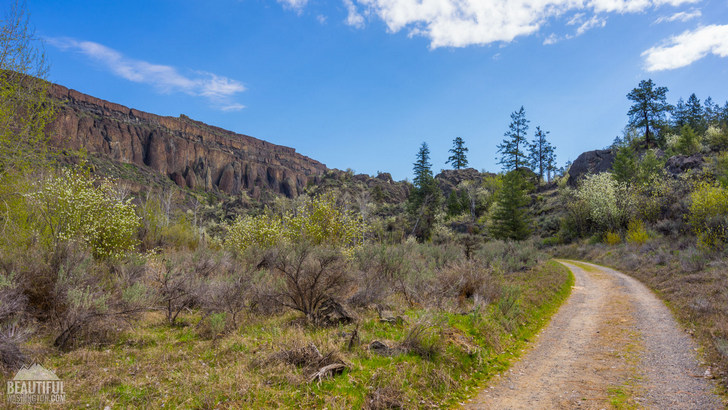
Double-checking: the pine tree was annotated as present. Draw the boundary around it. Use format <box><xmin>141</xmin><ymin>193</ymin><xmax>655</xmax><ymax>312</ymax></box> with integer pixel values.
<box><xmin>489</xmin><ymin>170</ymin><xmax>530</xmax><ymax>241</ymax></box>
<box><xmin>497</xmin><ymin>106</ymin><xmax>529</xmax><ymax>171</ymax></box>
<box><xmin>447</xmin><ymin>137</ymin><xmax>469</xmax><ymax>169</ymax></box>
<box><xmin>627</xmin><ymin>79</ymin><xmax>671</xmax><ymax>148</ymax></box>
<box><xmin>412</xmin><ymin>142</ymin><xmax>433</xmax><ymax>189</ymax></box>
<box><xmin>686</xmin><ymin>93</ymin><xmax>704</xmax><ymax>133</ymax></box>
<box><xmin>672</xmin><ymin>98</ymin><xmax>687</xmax><ymax>130</ymax></box>
<box><xmin>528</xmin><ymin>126</ymin><xmax>555</xmax><ymax>182</ymax></box>
<box><xmin>409</xmin><ymin>142</ymin><xmax>441</xmax><ymax>241</ymax></box>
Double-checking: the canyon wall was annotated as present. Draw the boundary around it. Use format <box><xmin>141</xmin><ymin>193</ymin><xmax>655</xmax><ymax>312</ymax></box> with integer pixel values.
<box><xmin>47</xmin><ymin>83</ymin><xmax>327</xmax><ymax>198</ymax></box>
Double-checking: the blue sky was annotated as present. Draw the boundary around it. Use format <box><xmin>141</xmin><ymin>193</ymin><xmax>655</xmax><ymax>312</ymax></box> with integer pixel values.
<box><xmin>28</xmin><ymin>0</ymin><xmax>728</xmax><ymax>181</ymax></box>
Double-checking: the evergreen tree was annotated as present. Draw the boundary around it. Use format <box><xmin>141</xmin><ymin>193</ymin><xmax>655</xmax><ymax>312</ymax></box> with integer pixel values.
<box><xmin>627</xmin><ymin>79</ymin><xmax>671</xmax><ymax>148</ymax></box>
<box><xmin>447</xmin><ymin>137</ymin><xmax>469</xmax><ymax>169</ymax></box>
<box><xmin>612</xmin><ymin>144</ymin><xmax>637</xmax><ymax>184</ymax></box>
<box><xmin>704</xmin><ymin>97</ymin><xmax>718</xmax><ymax>125</ymax></box>
<box><xmin>686</xmin><ymin>93</ymin><xmax>704</xmax><ymax>133</ymax></box>
<box><xmin>528</xmin><ymin>126</ymin><xmax>555</xmax><ymax>182</ymax></box>
<box><xmin>489</xmin><ymin>170</ymin><xmax>530</xmax><ymax>241</ymax></box>
<box><xmin>412</xmin><ymin>142</ymin><xmax>433</xmax><ymax>189</ymax></box>
<box><xmin>408</xmin><ymin>142</ymin><xmax>441</xmax><ymax>241</ymax></box>
<box><xmin>497</xmin><ymin>106</ymin><xmax>529</xmax><ymax>171</ymax></box>
<box><xmin>672</xmin><ymin>98</ymin><xmax>687</xmax><ymax>129</ymax></box>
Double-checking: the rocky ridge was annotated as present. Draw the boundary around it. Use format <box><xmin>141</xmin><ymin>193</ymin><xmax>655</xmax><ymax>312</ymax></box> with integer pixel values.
<box><xmin>46</xmin><ymin>82</ymin><xmax>327</xmax><ymax>198</ymax></box>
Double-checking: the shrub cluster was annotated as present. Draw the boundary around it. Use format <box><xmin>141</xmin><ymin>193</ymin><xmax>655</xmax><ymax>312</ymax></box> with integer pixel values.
<box><xmin>226</xmin><ymin>193</ymin><xmax>368</xmax><ymax>255</ymax></box>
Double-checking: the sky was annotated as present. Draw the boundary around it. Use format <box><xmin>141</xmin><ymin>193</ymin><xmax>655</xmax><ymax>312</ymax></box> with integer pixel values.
<box><xmin>25</xmin><ymin>0</ymin><xmax>728</xmax><ymax>181</ymax></box>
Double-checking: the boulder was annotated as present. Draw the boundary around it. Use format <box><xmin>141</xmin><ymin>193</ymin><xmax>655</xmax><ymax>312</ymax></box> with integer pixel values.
<box><xmin>567</xmin><ymin>149</ymin><xmax>615</xmax><ymax>187</ymax></box>
<box><xmin>314</xmin><ymin>299</ymin><xmax>354</xmax><ymax>327</ymax></box>
<box><xmin>665</xmin><ymin>154</ymin><xmax>704</xmax><ymax>174</ymax></box>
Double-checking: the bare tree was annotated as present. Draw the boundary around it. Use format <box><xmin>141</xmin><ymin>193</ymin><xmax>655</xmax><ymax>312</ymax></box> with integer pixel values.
<box><xmin>270</xmin><ymin>245</ymin><xmax>350</xmax><ymax>324</ymax></box>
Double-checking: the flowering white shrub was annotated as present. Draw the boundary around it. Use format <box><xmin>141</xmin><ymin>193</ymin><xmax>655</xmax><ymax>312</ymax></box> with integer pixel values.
<box><xmin>226</xmin><ymin>193</ymin><xmax>368</xmax><ymax>254</ymax></box>
<box><xmin>30</xmin><ymin>168</ymin><xmax>140</xmax><ymax>259</ymax></box>
<box><xmin>575</xmin><ymin>172</ymin><xmax>631</xmax><ymax>232</ymax></box>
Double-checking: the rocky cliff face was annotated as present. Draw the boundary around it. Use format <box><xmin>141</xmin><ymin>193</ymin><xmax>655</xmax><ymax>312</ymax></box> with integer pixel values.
<box><xmin>46</xmin><ymin>83</ymin><xmax>327</xmax><ymax>198</ymax></box>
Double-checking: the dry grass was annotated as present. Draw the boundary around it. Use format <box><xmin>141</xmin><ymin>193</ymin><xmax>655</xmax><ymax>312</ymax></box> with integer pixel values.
<box><xmin>18</xmin><ymin>259</ymin><xmax>572</xmax><ymax>408</ymax></box>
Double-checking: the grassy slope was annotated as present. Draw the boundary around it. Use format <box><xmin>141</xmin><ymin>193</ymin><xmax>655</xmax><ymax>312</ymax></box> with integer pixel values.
<box><xmin>37</xmin><ymin>261</ymin><xmax>572</xmax><ymax>409</ymax></box>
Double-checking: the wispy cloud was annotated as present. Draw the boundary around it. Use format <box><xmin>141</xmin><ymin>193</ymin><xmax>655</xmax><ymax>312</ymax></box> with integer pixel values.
<box><xmin>576</xmin><ymin>15</ymin><xmax>607</xmax><ymax>36</ymax></box>
<box><xmin>653</xmin><ymin>8</ymin><xmax>701</xmax><ymax>24</ymax></box>
<box><xmin>338</xmin><ymin>0</ymin><xmax>698</xmax><ymax>48</ymax></box>
<box><xmin>642</xmin><ymin>24</ymin><xmax>728</xmax><ymax>71</ymax></box>
<box><xmin>344</xmin><ymin>0</ymin><xmax>365</xmax><ymax>28</ymax></box>
<box><xmin>277</xmin><ymin>0</ymin><xmax>308</xmax><ymax>13</ymax></box>
<box><xmin>47</xmin><ymin>38</ymin><xmax>246</xmax><ymax>111</ymax></box>
<box><xmin>543</xmin><ymin>12</ymin><xmax>606</xmax><ymax>44</ymax></box>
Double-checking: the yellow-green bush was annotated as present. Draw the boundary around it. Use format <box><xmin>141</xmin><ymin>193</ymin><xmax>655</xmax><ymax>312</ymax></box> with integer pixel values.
<box><xmin>626</xmin><ymin>219</ymin><xmax>649</xmax><ymax>246</ymax></box>
<box><xmin>688</xmin><ymin>182</ymin><xmax>728</xmax><ymax>249</ymax></box>
<box><xmin>605</xmin><ymin>231</ymin><xmax>622</xmax><ymax>245</ymax></box>
<box><xmin>226</xmin><ymin>193</ymin><xmax>368</xmax><ymax>254</ymax></box>
<box><xmin>30</xmin><ymin>168</ymin><xmax>140</xmax><ymax>259</ymax></box>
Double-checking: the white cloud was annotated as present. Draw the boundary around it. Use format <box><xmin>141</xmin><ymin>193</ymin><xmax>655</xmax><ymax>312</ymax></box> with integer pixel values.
<box><xmin>47</xmin><ymin>38</ymin><xmax>245</xmax><ymax>111</ymax></box>
<box><xmin>653</xmin><ymin>8</ymin><xmax>701</xmax><ymax>24</ymax></box>
<box><xmin>221</xmin><ymin>104</ymin><xmax>246</xmax><ymax>112</ymax></box>
<box><xmin>576</xmin><ymin>15</ymin><xmax>607</xmax><ymax>35</ymax></box>
<box><xmin>317</xmin><ymin>14</ymin><xmax>328</xmax><ymax>24</ymax></box>
<box><xmin>642</xmin><ymin>24</ymin><xmax>728</xmax><ymax>71</ymax></box>
<box><xmin>344</xmin><ymin>0</ymin><xmax>366</xmax><ymax>28</ymax></box>
<box><xmin>277</xmin><ymin>0</ymin><xmax>308</xmax><ymax>13</ymax></box>
<box><xmin>346</xmin><ymin>0</ymin><xmax>698</xmax><ymax>48</ymax></box>
<box><xmin>543</xmin><ymin>33</ymin><xmax>560</xmax><ymax>45</ymax></box>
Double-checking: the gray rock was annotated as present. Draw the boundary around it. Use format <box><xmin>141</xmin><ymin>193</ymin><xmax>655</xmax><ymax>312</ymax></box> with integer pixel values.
<box><xmin>665</xmin><ymin>154</ymin><xmax>704</xmax><ymax>175</ymax></box>
<box><xmin>567</xmin><ymin>149</ymin><xmax>615</xmax><ymax>187</ymax></box>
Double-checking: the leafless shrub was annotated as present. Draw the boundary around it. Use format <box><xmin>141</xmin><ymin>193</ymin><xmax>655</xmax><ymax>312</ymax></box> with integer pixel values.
<box><xmin>270</xmin><ymin>245</ymin><xmax>350</xmax><ymax>324</ymax></box>
<box><xmin>197</xmin><ymin>275</ymin><xmax>249</xmax><ymax>329</ymax></box>
<box><xmin>51</xmin><ymin>255</ymin><xmax>152</xmax><ymax>350</ymax></box>
<box><xmin>151</xmin><ymin>256</ymin><xmax>197</xmax><ymax>326</ymax></box>
<box><xmin>0</xmin><ymin>278</ymin><xmax>30</xmax><ymax>371</ymax></box>
<box><xmin>0</xmin><ymin>325</ymin><xmax>31</xmax><ymax>372</ymax></box>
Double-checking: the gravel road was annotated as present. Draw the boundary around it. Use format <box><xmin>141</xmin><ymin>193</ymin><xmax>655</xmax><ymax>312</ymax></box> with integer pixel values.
<box><xmin>462</xmin><ymin>260</ymin><xmax>724</xmax><ymax>409</ymax></box>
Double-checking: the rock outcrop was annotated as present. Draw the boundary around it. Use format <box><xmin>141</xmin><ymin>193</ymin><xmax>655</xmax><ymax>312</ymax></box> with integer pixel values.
<box><xmin>665</xmin><ymin>154</ymin><xmax>704</xmax><ymax>175</ymax></box>
<box><xmin>46</xmin><ymin>83</ymin><xmax>327</xmax><ymax>198</ymax></box>
<box><xmin>567</xmin><ymin>149</ymin><xmax>615</xmax><ymax>187</ymax></box>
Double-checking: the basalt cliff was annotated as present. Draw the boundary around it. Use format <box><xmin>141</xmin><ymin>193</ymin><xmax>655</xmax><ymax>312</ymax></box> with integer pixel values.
<box><xmin>46</xmin><ymin>82</ymin><xmax>327</xmax><ymax>198</ymax></box>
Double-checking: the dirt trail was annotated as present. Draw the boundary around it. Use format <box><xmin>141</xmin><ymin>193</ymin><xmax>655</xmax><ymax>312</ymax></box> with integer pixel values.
<box><xmin>462</xmin><ymin>260</ymin><xmax>723</xmax><ymax>409</ymax></box>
